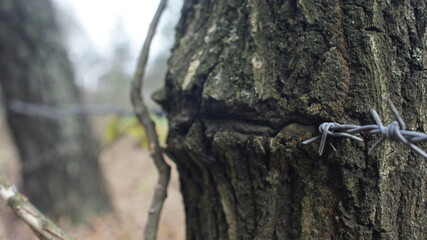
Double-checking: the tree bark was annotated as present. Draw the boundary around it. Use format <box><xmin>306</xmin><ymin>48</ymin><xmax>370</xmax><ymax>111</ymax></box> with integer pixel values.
<box><xmin>0</xmin><ymin>0</ymin><xmax>111</xmax><ymax>222</ymax></box>
<box><xmin>157</xmin><ymin>0</ymin><xmax>426</xmax><ymax>239</ymax></box>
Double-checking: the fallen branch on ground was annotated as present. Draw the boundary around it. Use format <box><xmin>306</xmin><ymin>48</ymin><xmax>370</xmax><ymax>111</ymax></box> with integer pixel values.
<box><xmin>0</xmin><ymin>172</ymin><xmax>75</xmax><ymax>240</ymax></box>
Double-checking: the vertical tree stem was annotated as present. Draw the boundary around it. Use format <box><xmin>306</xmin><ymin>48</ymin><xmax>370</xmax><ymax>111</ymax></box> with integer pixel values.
<box><xmin>130</xmin><ymin>1</ymin><xmax>170</xmax><ymax>240</ymax></box>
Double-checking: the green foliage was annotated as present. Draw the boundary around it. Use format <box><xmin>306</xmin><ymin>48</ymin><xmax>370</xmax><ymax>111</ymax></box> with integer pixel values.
<box><xmin>103</xmin><ymin>115</ymin><xmax>168</xmax><ymax>147</ymax></box>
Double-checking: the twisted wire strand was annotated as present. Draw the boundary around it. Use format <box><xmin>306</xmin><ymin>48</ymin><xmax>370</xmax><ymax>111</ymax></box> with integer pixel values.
<box><xmin>302</xmin><ymin>100</ymin><xmax>427</xmax><ymax>158</ymax></box>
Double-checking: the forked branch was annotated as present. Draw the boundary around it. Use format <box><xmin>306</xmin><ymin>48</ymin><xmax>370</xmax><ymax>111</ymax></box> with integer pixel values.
<box><xmin>130</xmin><ymin>0</ymin><xmax>171</xmax><ymax>240</ymax></box>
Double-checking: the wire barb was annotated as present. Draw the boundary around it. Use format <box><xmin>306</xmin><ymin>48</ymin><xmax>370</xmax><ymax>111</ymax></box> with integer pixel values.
<box><xmin>302</xmin><ymin>100</ymin><xmax>427</xmax><ymax>158</ymax></box>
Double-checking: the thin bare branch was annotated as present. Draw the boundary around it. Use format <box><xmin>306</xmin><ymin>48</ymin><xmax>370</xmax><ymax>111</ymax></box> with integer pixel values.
<box><xmin>130</xmin><ymin>0</ymin><xmax>170</xmax><ymax>240</ymax></box>
<box><xmin>0</xmin><ymin>172</ymin><xmax>75</xmax><ymax>240</ymax></box>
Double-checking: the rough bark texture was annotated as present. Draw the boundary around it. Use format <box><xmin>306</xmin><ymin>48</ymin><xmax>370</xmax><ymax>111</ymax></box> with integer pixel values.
<box><xmin>0</xmin><ymin>0</ymin><xmax>111</xmax><ymax>222</ymax></box>
<box><xmin>157</xmin><ymin>0</ymin><xmax>426</xmax><ymax>239</ymax></box>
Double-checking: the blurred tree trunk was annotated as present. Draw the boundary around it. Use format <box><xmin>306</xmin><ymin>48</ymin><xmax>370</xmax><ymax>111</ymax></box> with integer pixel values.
<box><xmin>0</xmin><ymin>0</ymin><xmax>111</xmax><ymax>222</ymax></box>
<box><xmin>157</xmin><ymin>0</ymin><xmax>426</xmax><ymax>239</ymax></box>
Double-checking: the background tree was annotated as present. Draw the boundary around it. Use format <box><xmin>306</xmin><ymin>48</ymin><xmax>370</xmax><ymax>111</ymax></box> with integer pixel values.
<box><xmin>0</xmin><ymin>0</ymin><xmax>111</xmax><ymax>222</ymax></box>
<box><xmin>97</xmin><ymin>19</ymin><xmax>133</xmax><ymax>108</ymax></box>
<box><xmin>157</xmin><ymin>0</ymin><xmax>426</xmax><ymax>239</ymax></box>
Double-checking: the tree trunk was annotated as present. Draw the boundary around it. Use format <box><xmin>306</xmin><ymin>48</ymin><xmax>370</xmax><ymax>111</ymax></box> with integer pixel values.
<box><xmin>0</xmin><ymin>0</ymin><xmax>111</xmax><ymax>222</ymax></box>
<box><xmin>157</xmin><ymin>0</ymin><xmax>426</xmax><ymax>239</ymax></box>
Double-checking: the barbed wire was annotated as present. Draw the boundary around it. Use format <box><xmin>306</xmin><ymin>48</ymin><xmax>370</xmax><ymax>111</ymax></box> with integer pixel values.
<box><xmin>8</xmin><ymin>101</ymin><xmax>165</xmax><ymax>119</ymax></box>
<box><xmin>8</xmin><ymin>101</ymin><xmax>133</xmax><ymax>118</ymax></box>
<box><xmin>302</xmin><ymin>99</ymin><xmax>427</xmax><ymax>158</ymax></box>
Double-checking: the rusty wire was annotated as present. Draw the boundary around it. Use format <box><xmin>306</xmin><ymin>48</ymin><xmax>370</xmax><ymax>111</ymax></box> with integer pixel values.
<box><xmin>302</xmin><ymin>100</ymin><xmax>427</xmax><ymax>158</ymax></box>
